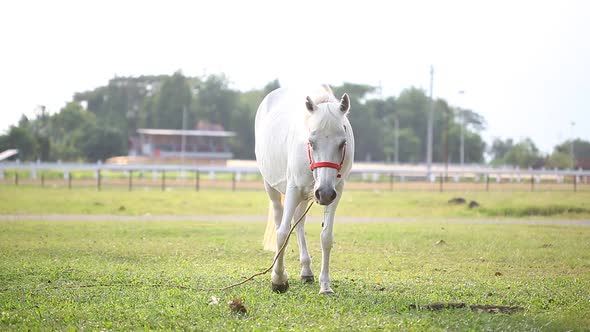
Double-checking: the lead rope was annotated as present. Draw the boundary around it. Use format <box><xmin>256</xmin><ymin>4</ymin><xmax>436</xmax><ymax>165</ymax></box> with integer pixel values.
<box><xmin>27</xmin><ymin>202</ymin><xmax>316</xmax><ymax>294</ymax></box>
<box><xmin>207</xmin><ymin>201</ymin><xmax>315</xmax><ymax>291</ymax></box>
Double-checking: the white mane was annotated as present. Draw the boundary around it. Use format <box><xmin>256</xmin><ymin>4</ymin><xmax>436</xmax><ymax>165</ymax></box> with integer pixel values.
<box><xmin>304</xmin><ymin>85</ymin><xmax>346</xmax><ymax>132</ymax></box>
<box><xmin>310</xmin><ymin>84</ymin><xmax>337</xmax><ymax>104</ymax></box>
<box><xmin>305</xmin><ymin>103</ymin><xmax>345</xmax><ymax>132</ymax></box>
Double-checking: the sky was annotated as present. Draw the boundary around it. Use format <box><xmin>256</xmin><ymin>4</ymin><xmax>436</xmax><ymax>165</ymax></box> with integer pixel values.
<box><xmin>1</xmin><ymin>0</ymin><xmax>588</xmax><ymax>154</ymax></box>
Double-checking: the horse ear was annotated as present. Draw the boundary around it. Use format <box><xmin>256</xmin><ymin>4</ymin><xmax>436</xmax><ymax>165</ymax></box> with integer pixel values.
<box><xmin>305</xmin><ymin>96</ymin><xmax>317</xmax><ymax>112</ymax></box>
<box><xmin>340</xmin><ymin>93</ymin><xmax>350</xmax><ymax>114</ymax></box>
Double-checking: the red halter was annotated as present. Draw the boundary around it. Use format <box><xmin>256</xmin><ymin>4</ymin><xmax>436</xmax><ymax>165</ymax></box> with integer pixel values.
<box><xmin>307</xmin><ymin>143</ymin><xmax>346</xmax><ymax>178</ymax></box>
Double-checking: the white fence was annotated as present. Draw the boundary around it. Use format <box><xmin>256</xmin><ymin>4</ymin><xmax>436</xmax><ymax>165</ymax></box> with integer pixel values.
<box><xmin>1</xmin><ymin>161</ymin><xmax>589</xmax><ymax>192</ymax></box>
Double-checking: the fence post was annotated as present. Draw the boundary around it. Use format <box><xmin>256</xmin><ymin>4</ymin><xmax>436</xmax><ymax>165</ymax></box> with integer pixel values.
<box><xmin>68</xmin><ymin>172</ymin><xmax>72</xmax><ymax>190</ymax></box>
<box><xmin>195</xmin><ymin>169</ymin><xmax>200</xmax><ymax>191</ymax></box>
<box><xmin>389</xmin><ymin>173</ymin><xmax>394</xmax><ymax>191</ymax></box>
<box><xmin>574</xmin><ymin>174</ymin><xmax>577</xmax><ymax>192</ymax></box>
<box><xmin>128</xmin><ymin>170</ymin><xmax>133</xmax><ymax>191</ymax></box>
<box><xmin>486</xmin><ymin>174</ymin><xmax>490</xmax><ymax>192</ymax></box>
<box><xmin>97</xmin><ymin>170</ymin><xmax>101</xmax><ymax>191</ymax></box>
<box><xmin>15</xmin><ymin>172</ymin><xmax>19</xmax><ymax>186</ymax></box>
<box><xmin>530</xmin><ymin>175</ymin><xmax>534</xmax><ymax>192</ymax></box>
<box><xmin>232</xmin><ymin>172</ymin><xmax>236</xmax><ymax>191</ymax></box>
<box><xmin>161</xmin><ymin>171</ymin><xmax>166</xmax><ymax>191</ymax></box>
<box><xmin>41</xmin><ymin>173</ymin><xmax>45</xmax><ymax>187</ymax></box>
<box><xmin>439</xmin><ymin>173</ymin><xmax>443</xmax><ymax>192</ymax></box>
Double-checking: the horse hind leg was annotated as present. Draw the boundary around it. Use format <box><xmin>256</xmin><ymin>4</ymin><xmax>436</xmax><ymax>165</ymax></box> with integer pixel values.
<box><xmin>264</xmin><ymin>182</ymin><xmax>283</xmax><ymax>230</ymax></box>
<box><xmin>294</xmin><ymin>201</ymin><xmax>314</xmax><ymax>283</ymax></box>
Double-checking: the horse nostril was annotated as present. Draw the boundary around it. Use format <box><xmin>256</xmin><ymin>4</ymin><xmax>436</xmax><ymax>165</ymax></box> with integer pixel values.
<box><xmin>315</xmin><ymin>189</ymin><xmax>321</xmax><ymax>201</ymax></box>
<box><xmin>330</xmin><ymin>190</ymin><xmax>337</xmax><ymax>201</ymax></box>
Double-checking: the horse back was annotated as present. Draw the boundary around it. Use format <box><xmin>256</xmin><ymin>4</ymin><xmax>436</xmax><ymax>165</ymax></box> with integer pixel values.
<box><xmin>255</xmin><ymin>88</ymin><xmax>297</xmax><ymax>192</ymax></box>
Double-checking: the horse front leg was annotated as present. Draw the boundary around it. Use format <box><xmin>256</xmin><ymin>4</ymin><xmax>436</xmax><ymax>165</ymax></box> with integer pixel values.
<box><xmin>294</xmin><ymin>201</ymin><xmax>314</xmax><ymax>282</ymax></box>
<box><xmin>319</xmin><ymin>184</ymin><xmax>343</xmax><ymax>294</ymax></box>
<box><xmin>271</xmin><ymin>185</ymin><xmax>302</xmax><ymax>293</ymax></box>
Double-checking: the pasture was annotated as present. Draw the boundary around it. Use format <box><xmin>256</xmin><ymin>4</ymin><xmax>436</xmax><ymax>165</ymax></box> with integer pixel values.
<box><xmin>1</xmin><ymin>188</ymin><xmax>590</xmax><ymax>330</ymax></box>
<box><xmin>2</xmin><ymin>187</ymin><xmax>590</xmax><ymax>219</ymax></box>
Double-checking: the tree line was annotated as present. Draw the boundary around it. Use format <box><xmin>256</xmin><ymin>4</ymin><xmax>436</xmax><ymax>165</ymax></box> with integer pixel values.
<box><xmin>1</xmin><ymin>71</ymin><xmax>588</xmax><ymax>169</ymax></box>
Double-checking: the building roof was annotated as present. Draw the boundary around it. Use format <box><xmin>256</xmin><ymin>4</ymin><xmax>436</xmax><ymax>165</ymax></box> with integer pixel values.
<box><xmin>0</xmin><ymin>149</ymin><xmax>18</xmax><ymax>161</ymax></box>
<box><xmin>138</xmin><ymin>128</ymin><xmax>236</xmax><ymax>137</ymax></box>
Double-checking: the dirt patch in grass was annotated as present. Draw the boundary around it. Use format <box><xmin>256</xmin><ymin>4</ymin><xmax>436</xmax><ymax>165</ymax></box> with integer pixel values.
<box><xmin>410</xmin><ymin>302</ymin><xmax>523</xmax><ymax>314</ymax></box>
<box><xmin>483</xmin><ymin>205</ymin><xmax>590</xmax><ymax>217</ymax></box>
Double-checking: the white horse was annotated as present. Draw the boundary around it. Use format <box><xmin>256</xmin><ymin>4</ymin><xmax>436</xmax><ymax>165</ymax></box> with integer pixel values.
<box><xmin>255</xmin><ymin>85</ymin><xmax>354</xmax><ymax>294</ymax></box>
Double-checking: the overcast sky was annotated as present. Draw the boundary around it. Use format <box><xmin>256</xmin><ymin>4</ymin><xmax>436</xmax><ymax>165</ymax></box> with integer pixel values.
<box><xmin>1</xmin><ymin>0</ymin><xmax>588</xmax><ymax>154</ymax></box>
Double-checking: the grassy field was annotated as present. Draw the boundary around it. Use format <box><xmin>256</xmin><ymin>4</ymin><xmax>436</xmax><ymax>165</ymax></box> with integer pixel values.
<box><xmin>1</xmin><ymin>219</ymin><xmax>589</xmax><ymax>330</ymax></box>
<box><xmin>1</xmin><ymin>187</ymin><xmax>590</xmax><ymax>330</ymax></box>
<box><xmin>2</xmin><ymin>186</ymin><xmax>590</xmax><ymax>219</ymax></box>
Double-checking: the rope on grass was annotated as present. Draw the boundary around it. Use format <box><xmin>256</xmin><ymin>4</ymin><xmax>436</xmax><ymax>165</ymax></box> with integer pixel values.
<box><xmin>16</xmin><ymin>202</ymin><xmax>315</xmax><ymax>293</ymax></box>
<box><xmin>210</xmin><ymin>201</ymin><xmax>314</xmax><ymax>291</ymax></box>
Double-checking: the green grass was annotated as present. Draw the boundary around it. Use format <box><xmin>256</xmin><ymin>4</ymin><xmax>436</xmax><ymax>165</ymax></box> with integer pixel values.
<box><xmin>2</xmin><ymin>186</ymin><xmax>590</xmax><ymax>219</ymax></box>
<box><xmin>1</xmin><ymin>187</ymin><xmax>590</xmax><ymax>330</ymax></box>
<box><xmin>1</xmin><ymin>219</ymin><xmax>589</xmax><ymax>330</ymax></box>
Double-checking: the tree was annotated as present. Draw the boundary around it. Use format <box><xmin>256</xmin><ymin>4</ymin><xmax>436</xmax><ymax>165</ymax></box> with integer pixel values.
<box><xmin>148</xmin><ymin>71</ymin><xmax>193</xmax><ymax>129</ymax></box>
<box><xmin>457</xmin><ymin>108</ymin><xmax>487</xmax><ymax>132</ymax></box>
<box><xmin>75</xmin><ymin>75</ymin><xmax>168</xmax><ymax>139</ymax></box>
<box><xmin>546</xmin><ymin>151</ymin><xmax>571</xmax><ymax>169</ymax></box>
<box><xmin>491</xmin><ymin>138</ymin><xmax>542</xmax><ymax>168</ymax></box>
<box><xmin>394</xmin><ymin>87</ymin><xmax>431</xmax><ymax>163</ymax></box>
<box><xmin>263</xmin><ymin>79</ymin><xmax>280</xmax><ymax>95</ymax></box>
<box><xmin>437</xmin><ymin>106</ymin><xmax>487</xmax><ymax>164</ymax></box>
<box><xmin>81</xmin><ymin>125</ymin><xmax>126</xmax><ymax>162</ymax></box>
<box><xmin>547</xmin><ymin>138</ymin><xmax>590</xmax><ymax>169</ymax></box>
<box><xmin>489</xmin><ymin>138</ymin><xmax>514</xmax><ymax>163</ymax></box>
<box><xmin>231</xmin><ymin>88</ymin><xmax>266</xmax><ymax>159</ymax></box>
<box><xmin>35</xmin><ymin>135</ymin><xmax>50</xmax><ymax>161</ymax></box>
<box><xmin>9</xmin><ymin>114</ymin><xmax>51</xmax><ymax>161</ymax></box>
<box><xmin>333</xmin><ymin>83</ymin><xmax>379</xmax><ymax>161</ymax></box>
<box><xmin>47</xmin><ymin>102</ymin><xmax>97</xmax><ymax>161</ymax></box>
<box><xmin>462</xmin><ymin>131</ymin><xmax>487</xmax><ymax>163</ymax></box>
<box><xmin>396</xmin><ymin>128</ymin><xmax>421</xmax><ymax>163</ymax></box>
<box><xmin>0</xmin><ymin>126</ymin><xmax>38</xmax><ymax>161</ymax></box>
<box><xmin>376</xmin><ymin>97</ymin><xmax>399</xmax><ymax>162</ymax></box>
<box><xmin>194</xmin><ymin>74</ymin><xmax>238</xmax><ymax>129</ymax></box>
<box><xmin>9</xmin><ymin>72</ymin><xmax>492</xmax><ymax>164</ymax></box>
<box><xmin>556</xmin><ymin>139</ymin><xmax>590</xmax><ymax>160</ymax></box>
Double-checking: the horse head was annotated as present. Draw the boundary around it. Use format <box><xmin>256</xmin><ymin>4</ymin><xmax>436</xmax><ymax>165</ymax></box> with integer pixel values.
<box><xmin>305</xmin><ymin>93</ymin><xmax>350</xmax><ymax>205</ymax></box>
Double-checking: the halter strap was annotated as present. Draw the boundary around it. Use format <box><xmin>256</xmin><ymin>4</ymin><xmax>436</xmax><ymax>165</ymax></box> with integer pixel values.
<box><xmin>307</xmin><ymin>143</ymin><xmax>346</xmax><ymax>178</ymax></box>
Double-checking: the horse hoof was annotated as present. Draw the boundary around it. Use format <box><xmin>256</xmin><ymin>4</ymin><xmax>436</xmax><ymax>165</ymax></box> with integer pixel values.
<box><xmin>272</xmin><ymin>281</ymin><xmax>289</xmax><ymax>293</ymax></box>
<box><xmin>301</xmin><ymin>275</ymin><xmax>315</xmax><ymax>283</ymax></box>
<box><xmin>319</xmin><ymin>288</ymin><xmax>334</xmax><ymax>295</ymax></box>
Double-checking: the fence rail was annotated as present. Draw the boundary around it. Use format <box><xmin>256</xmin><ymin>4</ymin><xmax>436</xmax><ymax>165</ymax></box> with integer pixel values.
<box><xmin>1</xmin><ymin>161</ymin><xmax>589</xmax><ymax>192</ymax></box>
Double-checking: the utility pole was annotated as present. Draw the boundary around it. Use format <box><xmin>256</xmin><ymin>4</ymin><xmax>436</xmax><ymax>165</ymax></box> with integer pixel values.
<box><xmin>570</xmin><ymin>121</ymin><xmax>576</xmax><ymax>169</ymax></box>
<box><xmin>426</xmin><ymin>65</ymin><xmax>434</xmax><ymax>178</ymax></box>
<box><xmin>181</xmin><ymin>106</ymin><xmax>187</xmax><ymax>165</ymax></box>
<box><xmin>460</xmin><ymin>112</ymin><xmax>465</xmax><ymax>165</ymax></box>
<box><xmin>444</xmin><ymin>107</ymin><xmax>449</xmax><ymax>181</ymax></box>
<box><xmin>458</xmin><ymin>90</ymin><xmax>465</xmax><ymax>166</ymax></box>
<box><xmin>394</xmin><ymin>113</ymin><xmax>399</xmax><ymax>164</ymax></box>
<box><xmin>379</xmin><ymin>80</ymin><xmax>399</xmax><ymax>164</ymax></box>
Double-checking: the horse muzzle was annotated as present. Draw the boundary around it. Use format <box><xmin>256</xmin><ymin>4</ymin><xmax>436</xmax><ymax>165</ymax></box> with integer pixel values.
<box><xmin>314</xmin><ymin>187</ymin><xmax>337</xmax><ymax>206</ymax></box>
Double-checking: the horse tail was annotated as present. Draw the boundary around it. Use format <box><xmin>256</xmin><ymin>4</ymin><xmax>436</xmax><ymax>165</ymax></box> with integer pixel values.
<box><xmin>262</xmin><ymin>201</ymin><xmax>277</xmax><ymax>251</ymax></box>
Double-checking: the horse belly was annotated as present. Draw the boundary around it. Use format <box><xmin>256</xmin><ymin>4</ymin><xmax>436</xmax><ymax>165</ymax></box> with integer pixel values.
<box><xmin>254</xmin><ymin>89</ymin><xmax>295</xmax><ymax>193</ymax></box>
